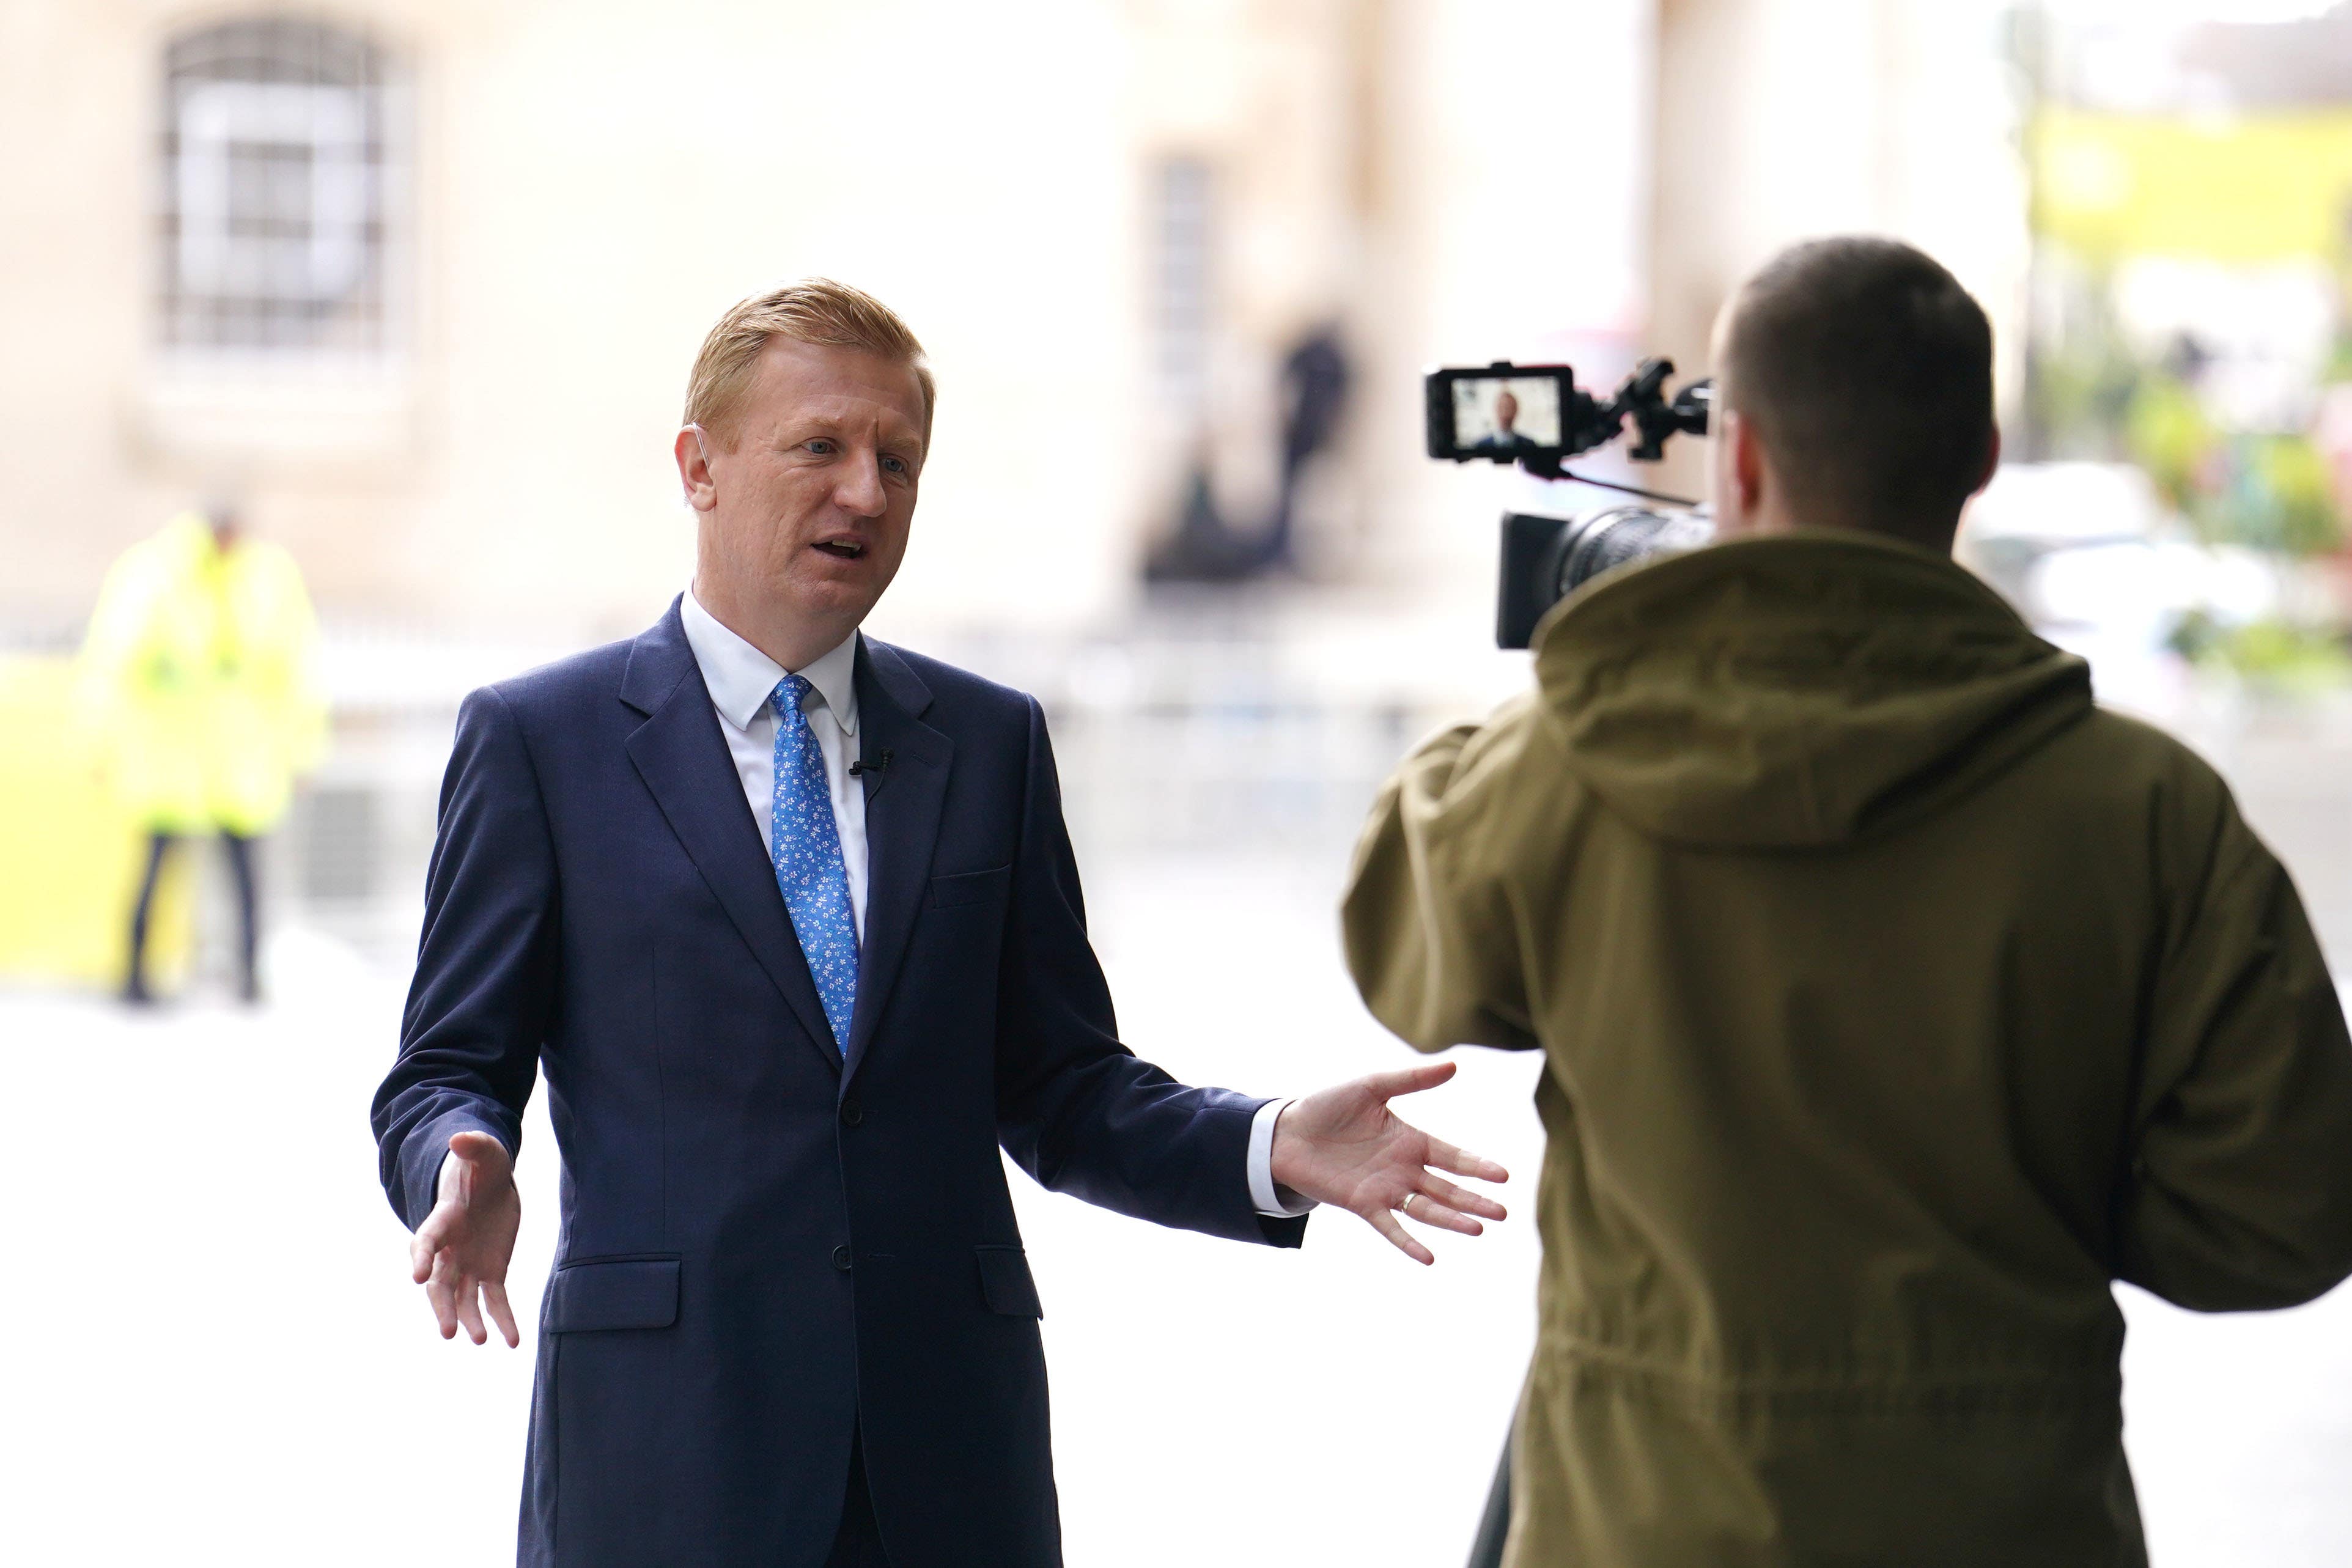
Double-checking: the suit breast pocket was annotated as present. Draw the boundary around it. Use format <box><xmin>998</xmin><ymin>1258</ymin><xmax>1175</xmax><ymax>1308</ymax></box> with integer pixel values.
<box><xmin>932</xmin><ymin>864</ymin><xmax>1012</xmax><ymax>910</ymax></box>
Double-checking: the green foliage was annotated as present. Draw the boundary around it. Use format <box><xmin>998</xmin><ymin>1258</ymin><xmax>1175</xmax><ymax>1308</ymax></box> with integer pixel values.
<box><xmin>2122</xmin><ymin>376</ymin><xmax>2211</xmax><ymax>513</ymax></box>
<box><xmin>2029</xmin><ymin>253</ymin><xmax>2348</xmax><ymax>562</ymax></box>
<box><xmin>2170</xmin><ymin>609</ymin><xmax>2352</xmax><ymax>691</ymax></box>
<box><xmin>2218</xmin><ymin>435</ymin><xmax>2342</xmax><ymax>557</ymax></box>
<box><xmin>2111</xmin><ymin>375</ymin><xmax>2344</xmax><ymax>558</ymax></box>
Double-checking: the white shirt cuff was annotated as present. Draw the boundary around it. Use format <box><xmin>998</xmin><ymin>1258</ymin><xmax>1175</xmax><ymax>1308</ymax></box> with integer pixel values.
<box><xmin>1247</xmin><ymin>1099</ymin><xmax>1317</xmax><ymax>1218</ymax></box>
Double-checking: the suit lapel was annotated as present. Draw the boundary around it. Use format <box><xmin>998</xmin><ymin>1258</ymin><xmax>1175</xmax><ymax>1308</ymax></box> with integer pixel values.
<box><xmin>620</xmin><ymin>601</ymin><xmax>841</xmax><ymax>1073</ymax></box>
<box><xmin>844</xmin><ymin>636</ymin><xmax>952</xmax><ymax>1083</ymax></box>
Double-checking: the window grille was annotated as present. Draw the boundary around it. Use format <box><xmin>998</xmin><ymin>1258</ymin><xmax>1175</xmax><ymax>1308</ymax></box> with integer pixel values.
<box><xmin>157</xmin><ymin>16</ymin><xmax>394</xmax><ymax>356</ymax></box>
<box><xmin>1152</xmin><ymin>156</ymin><xmax>1215</xmax><ymax>414</ymax></box>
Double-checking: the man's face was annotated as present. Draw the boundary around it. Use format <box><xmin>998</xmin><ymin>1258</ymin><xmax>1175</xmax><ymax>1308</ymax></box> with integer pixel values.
<box><xmin>1494</xmin><ymin>389</ymin><xmax>1519</xmax><ymax>433</ymax></box>
<box><xmin>685</xmin><ymin>337</ymin><xmax>926</xmax><ymax>643</ymax></box>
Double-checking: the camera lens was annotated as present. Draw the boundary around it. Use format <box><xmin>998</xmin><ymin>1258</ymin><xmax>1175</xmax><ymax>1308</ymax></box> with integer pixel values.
<box><xmin>1557</xmin><ymin>506</ymin><xmax>1716</xmax><ymax>598</ymax></box>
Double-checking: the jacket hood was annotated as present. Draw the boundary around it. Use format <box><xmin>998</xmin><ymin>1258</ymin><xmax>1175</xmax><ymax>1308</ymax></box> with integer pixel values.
<box><xmin>1532</xmin><ymin>530</ymin><xmax>2092</xmax><ymax>850</ymax></box>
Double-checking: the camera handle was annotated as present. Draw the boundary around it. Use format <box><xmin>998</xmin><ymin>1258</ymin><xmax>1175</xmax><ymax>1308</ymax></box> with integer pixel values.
<box><xmin>1627</xmin><ymin>364</ymin><xmax>1713</xmax><ymax>460</ymax></box>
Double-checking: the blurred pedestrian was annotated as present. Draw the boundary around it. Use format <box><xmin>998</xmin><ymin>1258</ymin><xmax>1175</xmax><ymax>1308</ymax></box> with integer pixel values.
<box><xmin>78</xmin><ymin>503</ymin><xmax>324</xmax><ymax>1004</ymax></box>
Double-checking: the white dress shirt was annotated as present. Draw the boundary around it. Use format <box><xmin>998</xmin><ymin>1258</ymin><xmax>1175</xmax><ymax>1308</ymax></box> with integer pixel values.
<box><xmin>677</xmin><ymin>589</ymin><xmax>1311</xmax><ymax>1220</ymax></box>
<box><xmin>680</xmin><ymin>589</ymin><xmax>869</xmax><ymax>937</ymax></box>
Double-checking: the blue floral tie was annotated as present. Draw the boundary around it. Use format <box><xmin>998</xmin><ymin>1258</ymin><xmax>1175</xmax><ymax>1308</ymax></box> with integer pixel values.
<box><xmin>770</xmin><ymin>675</ymin><xmax>858</xmax><ymax>1053</ymax></box>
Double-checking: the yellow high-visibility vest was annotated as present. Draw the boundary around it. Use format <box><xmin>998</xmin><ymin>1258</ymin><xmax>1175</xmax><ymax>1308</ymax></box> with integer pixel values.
<box><xmin>77</xmin><ymin>515</ymin><xmax>325</xmax><ymax>836</ymax></box>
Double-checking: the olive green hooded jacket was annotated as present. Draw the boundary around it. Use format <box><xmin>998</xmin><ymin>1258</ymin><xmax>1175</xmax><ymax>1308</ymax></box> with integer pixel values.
<box><xmin>1342</xmin><ymin>531</ymin><xmax>2352</xmax><ymax>1568</ymax></box>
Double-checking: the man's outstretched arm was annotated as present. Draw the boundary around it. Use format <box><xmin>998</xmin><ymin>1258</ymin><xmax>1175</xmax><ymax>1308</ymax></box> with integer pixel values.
<box><xmin>370</xmin><ymin>685</ymin><xmax>559</xmax><ymax>1347</ymax></box>
<box><xmin>990</xmin><ymin>696</ymin><xmax>1506</xmax><ymax>1257</ymax></box>
<box><xmin>1269</xmin><ymin>1061</ymin><xmax>1510</xmax><ymax>1266</ymax></box>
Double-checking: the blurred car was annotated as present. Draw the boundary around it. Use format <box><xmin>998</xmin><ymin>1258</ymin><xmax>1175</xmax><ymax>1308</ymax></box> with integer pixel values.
<box><xmin>1958</xmin><ymin>462</ymin><xmax>2279</xmax><ymax>718</ymax></box>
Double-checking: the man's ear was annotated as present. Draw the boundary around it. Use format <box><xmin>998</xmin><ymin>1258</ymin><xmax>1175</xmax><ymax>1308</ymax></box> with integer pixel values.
<box><xmin>1973</xmin><ymin>423</ymin><xmax>2002</xmax><ymax>496</ymax></box>
<box><xmin>675</xmin><ymin>424</ymin><xmax>720</xmax><ymax>513</ymax></box>
<box><xmin>1730</xmin><ymin>411</ymin><xmax>1769</xmax><ymax>517</ymax></box>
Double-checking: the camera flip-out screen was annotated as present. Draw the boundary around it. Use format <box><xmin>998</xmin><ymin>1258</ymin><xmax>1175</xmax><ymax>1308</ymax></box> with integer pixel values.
<box><xmin>1426</xmin><ymin>364</ymin><xmax>1574</xmax><ymax>461</ymax></box>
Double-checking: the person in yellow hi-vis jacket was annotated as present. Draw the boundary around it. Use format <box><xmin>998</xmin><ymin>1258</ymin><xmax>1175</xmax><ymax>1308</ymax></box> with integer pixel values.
<box><xmin>79</xmin><ymin>504</ymin><xmax>325</xmax><ymax>1004</ymax></box>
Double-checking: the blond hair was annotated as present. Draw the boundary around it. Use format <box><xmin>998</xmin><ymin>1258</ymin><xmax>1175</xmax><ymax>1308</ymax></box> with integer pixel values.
<box><xmin>683</xmin><ymin>278</ymin><xmax>935</xmax><ymax>445</ymax></box>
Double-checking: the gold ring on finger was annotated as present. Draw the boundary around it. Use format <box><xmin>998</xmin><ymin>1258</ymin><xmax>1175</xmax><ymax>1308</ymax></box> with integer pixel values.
<box><xmin>1398</xmin><ymin>1191</ymin><xmax>1417</xmax><ymax>1218</ymax></box>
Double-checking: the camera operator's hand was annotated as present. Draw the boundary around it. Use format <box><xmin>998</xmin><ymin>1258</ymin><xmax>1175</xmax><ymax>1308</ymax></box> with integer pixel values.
<box><xmin>409</xmin><ymin>1130</ymin><xmax>522</xmax><ymax>1347</ymax></box>
<box><xmin>1269</xmin><ymin>1060</ymin><xmax>1508</xmax><ymax>1264</ymax></box>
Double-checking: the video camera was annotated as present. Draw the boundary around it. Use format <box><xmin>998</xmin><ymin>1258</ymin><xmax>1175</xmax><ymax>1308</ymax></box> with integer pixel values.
<box><xmin>1425</xmin><ymin>359</ymin><xmax>1715</xmax><ymax>648</ymax></box>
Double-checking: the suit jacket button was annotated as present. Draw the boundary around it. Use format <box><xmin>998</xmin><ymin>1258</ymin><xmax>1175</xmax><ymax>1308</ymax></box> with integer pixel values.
<box><xmin>840</xmin><ymin>1097</ymin><xmax>864</xmax><ymax>1127</ymax></box>
<box><xmin>831</xmin><ymin>1245</ymin><xmax>853</xmax><ymax>1273</ymax></box>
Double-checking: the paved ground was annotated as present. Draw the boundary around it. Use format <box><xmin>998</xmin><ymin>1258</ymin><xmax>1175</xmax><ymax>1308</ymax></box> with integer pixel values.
<box><xmin>0</xmin><ymin>856</ymin><xmax>1552</xmax><ymax>1568</ymax></box>
<box><xmin>4</xmin><ymin>845</ymin><xmax>2350</xmax><ymax>1565</ymax></box>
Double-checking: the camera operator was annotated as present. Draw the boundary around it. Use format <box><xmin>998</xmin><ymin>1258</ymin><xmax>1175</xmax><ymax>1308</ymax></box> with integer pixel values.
<box><xmin>1344</xmin><ymin>237</ymin><xmax>2352</xmax><ymax>1567</ymax></box>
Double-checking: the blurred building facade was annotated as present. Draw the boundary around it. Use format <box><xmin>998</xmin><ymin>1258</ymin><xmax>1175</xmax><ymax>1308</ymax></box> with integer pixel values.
<box><xmin>1</xmin><ymin>0</ymin><xmax>2037</xmax><ymax>641</ymax></box>
<box><xmin>2</xmin><ymin>0</ymin><xmax>1493</xmax><ymax>642</ymax></box>
<box><xmin>1</xmin><ymin>0</ymin><xmax>2040</xmax><ymax>971</ymax></box>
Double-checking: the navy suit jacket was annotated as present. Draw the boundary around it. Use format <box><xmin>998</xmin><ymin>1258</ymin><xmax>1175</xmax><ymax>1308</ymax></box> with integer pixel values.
<box><xmin>372</xmin><ymin>601</ymin><xmax>1307</xmax><ymax>1567</ymax></box>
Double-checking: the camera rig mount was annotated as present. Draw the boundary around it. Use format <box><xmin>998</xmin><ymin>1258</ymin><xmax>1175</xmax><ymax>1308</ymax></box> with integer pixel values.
<box><xmin>1517</xmin><ymin>357</ymin><xmax>1713</xmax><ymax>484</ymax></box>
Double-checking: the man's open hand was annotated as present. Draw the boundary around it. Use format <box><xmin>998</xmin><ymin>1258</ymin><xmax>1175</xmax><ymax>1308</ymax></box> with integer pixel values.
<box><xmin>411</xmin><ymin>1130</ymin><xmax>522</xmax><ymax>1347</ymax></box>
<box><xmin>1269</xmin><ymin>1060</ymin><xmax>1508</xmax><ymax>1265</ymax></box>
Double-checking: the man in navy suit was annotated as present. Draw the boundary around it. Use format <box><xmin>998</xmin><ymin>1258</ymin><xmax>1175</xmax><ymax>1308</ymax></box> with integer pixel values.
<box><xmin>371</xmin><ymin>279</ymin><xmax>1509</xmax><ymax>1567</ymax></box>
<box><xmin>1467</xmin><ymin>387</ymin><xmax>1539</xmax><ymax>457</ymax></box>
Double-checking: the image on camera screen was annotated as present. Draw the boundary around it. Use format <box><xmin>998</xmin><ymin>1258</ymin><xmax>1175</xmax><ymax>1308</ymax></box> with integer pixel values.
<box><xmin>1453</xmin><ymin>375</ymin><xmax>1562</xmax><ymax>453</ymax></box>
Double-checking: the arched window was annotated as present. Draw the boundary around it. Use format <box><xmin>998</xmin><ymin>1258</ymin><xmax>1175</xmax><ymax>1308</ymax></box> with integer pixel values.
<box><xmin>158</xmin><ymin>16</ymin><xmax>399</xmax><ymax>357</ymax></box>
